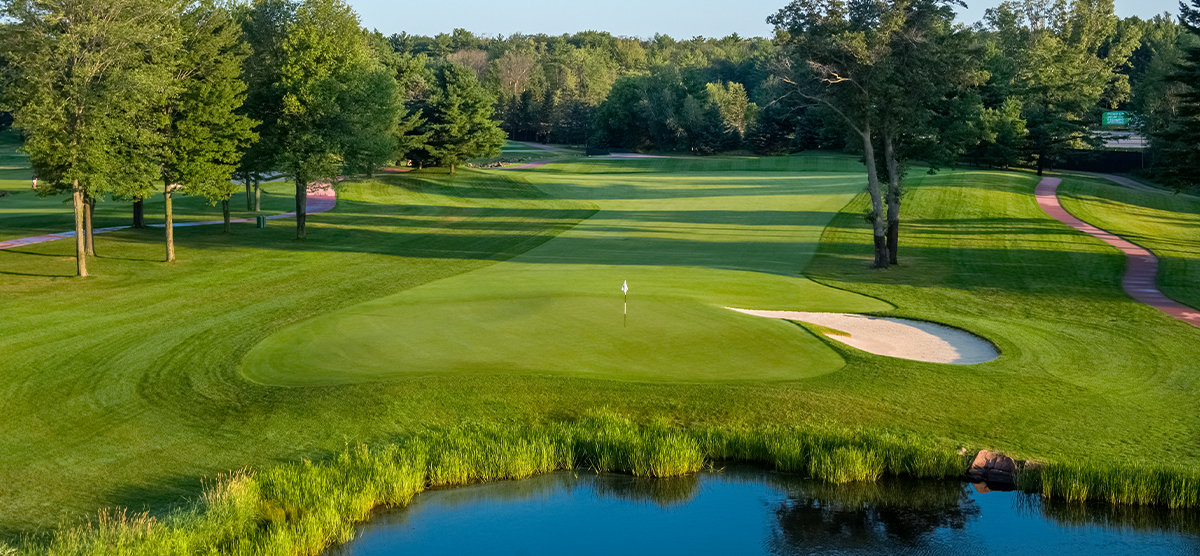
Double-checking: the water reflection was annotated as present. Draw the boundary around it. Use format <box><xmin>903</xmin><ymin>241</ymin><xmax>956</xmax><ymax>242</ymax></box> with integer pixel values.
<box><xmin>332</xmin><ymin>467</ymin><xmax>1200</xmax><ymax>556</ymax></box>
<box><xmin>768</xmin><ymin>478</ymin><xmax>979</xmax><ymax>553</ymax></box>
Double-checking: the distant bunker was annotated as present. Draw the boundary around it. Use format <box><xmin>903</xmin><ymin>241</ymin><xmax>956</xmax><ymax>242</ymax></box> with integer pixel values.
<box><xmin>729</xmin><ymin>309</ymin><xmax>999</xmax><ymax>365</ymax></box>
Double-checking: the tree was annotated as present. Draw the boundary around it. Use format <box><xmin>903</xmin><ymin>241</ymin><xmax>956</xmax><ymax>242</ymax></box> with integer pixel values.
<box><xmin>872</xmin><ymin>0</ymin><xmax>982</xmax><ymax>265</ymax></box>
<box><xmin>982</xmin><ymin>0</ymin><xmax>1141</xmax><ymax>175</ymax></box>
<box><xmin>262</xmin><ymin>0</ymin><xmax>403</xmax><ymax>238</ymax></box>
<box><xmin>236</xmin><ymin>0</ymin><xmax>293</xmax><ymax>213</ymax></box>
<box><xmin>974</xmin><ymin>97</ymin><xmax>1028</xmax><ymax>167</ymax></box>
<box><xmin>1145</xmin><ymin>4</ymin><xmax>1200</xmax><ymax>189</ymax></box>
<box><xmin>159</xmin><ymin>1</ymin><xmax>258</xmax><ymax>251</ymax></box>
<box><xmin>416</xmin><ymin>63</ymin><xmax>506</xmax><ymax>173</ymax></box>
<box><xmin>1</xmin><ymin>0</ymin><xmax>171</xmax><ymax>276</ymax></box>
<box><xmin>706</xmin><ymin>81</ymin><xmax>755</xmax><ymax>140</ymax></box>
<box><xmin>769</xmin><ymin>0</ymin><xmax>908</xmax><ymax>267</ymax></box>
<box><xmin>447</xmin><ymin>49</ymin><xmax>489</xmax><ymax>82</ymax></box>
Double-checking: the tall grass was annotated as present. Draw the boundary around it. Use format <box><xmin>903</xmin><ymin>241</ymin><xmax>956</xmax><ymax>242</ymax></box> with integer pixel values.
<box><xmin>18</xmin><ymin>413</ymin><xmax>1199</xmax><ymax>556</ymax></box>
<box><xmin>694</xmin><ymin>425</ymin><xmax>966</xmax><ymax>483</ymax></box>
<box><xmin>1021</xmin><ymin>461</ymin><xmax>1200</xmax><ymax>509</ymax></box>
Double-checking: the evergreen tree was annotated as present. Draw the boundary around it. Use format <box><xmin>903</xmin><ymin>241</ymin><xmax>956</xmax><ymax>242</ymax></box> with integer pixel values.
<box><xmin>1150</xmin><ymin>0</ymin><xmax>1200</xmax><ymax>189</ymax></box>
<box><xmin>975</xmin><ymin>98</ymin><xmax>1028</xmax><ymax>168</ymax></box>
<box><xmin>417</xmin><ymin>63</ymin><xmax>506</xmax><ymax>173</ymax></box>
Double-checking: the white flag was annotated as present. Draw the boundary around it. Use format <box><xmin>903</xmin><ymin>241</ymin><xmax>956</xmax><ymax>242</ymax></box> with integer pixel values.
<box><xmin>622</xmin><ymin>280</ymin><xmax>628</xmax><ymax>294</ymax></box>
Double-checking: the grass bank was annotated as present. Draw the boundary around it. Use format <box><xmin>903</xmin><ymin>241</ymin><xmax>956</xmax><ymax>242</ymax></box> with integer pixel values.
<box><xmin>7</xmin><ymin>413</ymin><xmax>967</xmax><ymax>556</ymax></box>
<box><xmin>13</xmin><ymin>412</ymin><xmax>1200</xmax><ymax>556</ymax></box>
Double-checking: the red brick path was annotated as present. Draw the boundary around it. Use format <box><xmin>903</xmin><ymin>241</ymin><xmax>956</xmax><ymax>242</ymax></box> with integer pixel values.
<box><xmin>1035</xmin><ymin>177</ymin><xmax>1200</xmax><ymax>327</ymax></box>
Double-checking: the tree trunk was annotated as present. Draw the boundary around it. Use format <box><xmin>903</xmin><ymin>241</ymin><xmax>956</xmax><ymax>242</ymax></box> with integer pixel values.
<box><xmin>450</xmin><ymin>164</ymin><xmax>455</xmax><ymax>174</ymax></box>
<box><xmin>861</xmin><ymin>128</ymin><xmax>889</xmax><ymax>268</ymax></box>
<box><xmin>295</xmin><ymin>178</ymin><xmax>307</xmax><ymax>240</ymax></box>
<box><xmin>883</xmin><ymin>133</ymin><xmax>901</xmax><ymax>266</ymax></box>
<box><xmin>165</xmin><ymin>182</ymin><xmax>175</xmax><ymax>262</ymax></box>
<box><xmin>1036</xmin><ymin>153</ymin><xmax>1044</xmax><ymax>176</ymax></box>
<box><xmin>71</xmin><ymin>181</ymin><xmax>88</xmax><ymax>277</ymax></box>
<box><xmin>253</xmin><ymin>179</ymin><xmax>261</xmax><ymax>212</ymax></box>
<box><xmin>245</xmin><ymin>179</ymin><xmax>254</xmax><ymax>211</ymax></box>
<box><xmin>133</xmin><ymin>199</ymin><xmax>145</xmax><ymax>228</ymax></box>
<box><xmin>83</xmin><ymin>196</ymin><xmax>95</xmax><ymax>256</ymax></box>
<box><xmin>222</xmin><ymin>199</ymin><xmax>231</xmax><ymax>233</ymax></box>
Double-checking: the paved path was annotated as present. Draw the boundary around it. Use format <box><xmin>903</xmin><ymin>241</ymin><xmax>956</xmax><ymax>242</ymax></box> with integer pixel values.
<box><xmin>0</xmin><ymin>184</ymin><xmax>336</xmax><ymax>251</ymax></box>
<box><xmin>1035</xmin><ymin>177</ymin><xmax>1200</xmax><ymax>327</ymax></box>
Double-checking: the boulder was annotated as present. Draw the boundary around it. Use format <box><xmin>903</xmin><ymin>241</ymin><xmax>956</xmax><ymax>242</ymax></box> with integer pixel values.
<box><xmin>967</xmin><ymin>449</ymin><xmax>1016</xmax><ymax>485</ymax></box>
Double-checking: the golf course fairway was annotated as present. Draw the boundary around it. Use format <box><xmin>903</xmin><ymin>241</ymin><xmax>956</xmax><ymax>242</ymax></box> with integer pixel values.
<box><xmin>243</xmin><ymin>158</ymin><xmax>891</xmax><ymax>385</ymax></box>
<box><xmin>6</xmin><ymin>141</ymin><xmax>1200</xmax><ymax>533</ymax></box>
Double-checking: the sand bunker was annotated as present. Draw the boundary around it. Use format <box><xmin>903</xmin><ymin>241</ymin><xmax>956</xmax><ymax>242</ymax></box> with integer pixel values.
<box><xmin>729</xmin><ymin>309</ymin><xmax>998</xmax><ymax>365</ymax></box>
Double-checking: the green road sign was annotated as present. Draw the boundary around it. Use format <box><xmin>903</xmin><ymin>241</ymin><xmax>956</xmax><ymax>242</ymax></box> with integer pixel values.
<box><xmin>1102</xmin><ymin>111</ymin><xmax>1129</xmax><ymax>126</ymax></box>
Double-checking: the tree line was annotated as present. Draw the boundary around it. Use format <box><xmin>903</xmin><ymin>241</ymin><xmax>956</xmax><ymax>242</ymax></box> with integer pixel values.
<box><xmin>5</xmin><ymin>0</ymin><xmax>1200</xmax><ymax>276</ymax></box>
<box><xmin>386</xmin><ymin>0</ymin><xmax>1196</xmax><ymax>267</ymax></box>
<box><xmin>0</xmin><ymin>0</ymin><xmax>506</xmax><ymax>276</ymax></box>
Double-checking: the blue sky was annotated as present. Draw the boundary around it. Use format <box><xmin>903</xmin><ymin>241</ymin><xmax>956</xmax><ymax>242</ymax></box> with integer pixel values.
<box><xmin>350</xmin><ymin>0</ymin><xmax>1182</xmax><ymax>39</ymax></box>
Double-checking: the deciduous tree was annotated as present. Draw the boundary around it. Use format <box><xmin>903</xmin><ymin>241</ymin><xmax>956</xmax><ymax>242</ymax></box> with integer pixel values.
<box><xmin>159</xmin><ymin>1</ymin><xmax>257</xmax><ymax>247</ymax></box>
<box><xmin>260</xmin><ymin>0</ymin><xmax>402</xmax><ymax>238</ymax></box>
<box><xmin>1</xmin><ymin>0</ymin><xmax>171</xmax><ymax>276</ymax></box>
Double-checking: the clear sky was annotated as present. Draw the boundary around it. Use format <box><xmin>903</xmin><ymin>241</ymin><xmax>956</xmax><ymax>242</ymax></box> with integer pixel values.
<box><xmin>350</xmin><ymin>0</ymin><xmax>1182</xmax><ymax>39</ymax></box>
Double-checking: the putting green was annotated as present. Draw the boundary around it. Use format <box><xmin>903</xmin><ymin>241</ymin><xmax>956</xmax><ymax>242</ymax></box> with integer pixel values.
<box><xmin>243</xmin><ymin>158</ymin><xmax>892</xmax><ymax>385</ymax></box>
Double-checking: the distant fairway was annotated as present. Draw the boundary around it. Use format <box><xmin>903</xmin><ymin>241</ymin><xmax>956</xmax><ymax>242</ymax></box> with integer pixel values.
<box><xmin>243</xmin><ymin>158</ymin><xmax>889</xmax><ymax>385</ymax></box>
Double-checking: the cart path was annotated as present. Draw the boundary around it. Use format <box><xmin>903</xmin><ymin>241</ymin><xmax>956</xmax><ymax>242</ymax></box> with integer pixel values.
<box><xmin>1035</xmin><ymin>177</ymin><xmax>1200</xmax><ymax>327</ymax></box>
<box><xmin>0</xmin><ymin>184</ymin><xmax>336</xmax><ymax>251</ymax></box>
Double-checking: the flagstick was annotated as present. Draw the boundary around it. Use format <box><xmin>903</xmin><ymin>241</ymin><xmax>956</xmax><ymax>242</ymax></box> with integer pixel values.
<box><xmin>624</xmin><ymin>292</ymin><xmax>627</xmax><ymax>328</ymax></box>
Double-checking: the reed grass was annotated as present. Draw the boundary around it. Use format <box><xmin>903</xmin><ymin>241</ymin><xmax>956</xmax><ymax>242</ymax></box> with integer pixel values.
<box><xmin>694</xmin><ymin>425</ymin><xmax>968</xmax><ymax>482</ymax></box>
<box><xmin>14</xmin><ymin>414</ymin><xmax>967</xmax><ymax>556</ymax></box>
<box><xmin>1025</xmin><ymin>461</ymin><xmax>1200</xmax><ymax>509</ymax></box>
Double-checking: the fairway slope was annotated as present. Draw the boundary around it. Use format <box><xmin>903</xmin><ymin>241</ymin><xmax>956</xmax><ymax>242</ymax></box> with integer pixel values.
<box><xmin>1037</xmin><ymin>177</ymin><xmax>1200</xmax><ymax>326</ymax></box>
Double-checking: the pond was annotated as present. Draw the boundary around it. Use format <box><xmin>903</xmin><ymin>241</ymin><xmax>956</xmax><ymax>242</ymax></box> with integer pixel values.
<box><xmin>331</xmin><ymin>468</ymin><xmax>1200</xmax><ymax>555</ymax></box>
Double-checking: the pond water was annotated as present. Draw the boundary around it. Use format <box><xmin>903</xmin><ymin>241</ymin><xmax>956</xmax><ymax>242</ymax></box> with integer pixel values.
<box><xmin>332</xmin><ymin>468</ymin><xmax>1200</xmax><ymax>555</ymax></box>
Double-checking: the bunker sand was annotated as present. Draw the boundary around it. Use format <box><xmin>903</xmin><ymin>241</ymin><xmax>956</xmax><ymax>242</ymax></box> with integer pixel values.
<box><xmin>729</xmin><ymin>309</ymin><xmax>999</xmax><ymax>365</ymax></box>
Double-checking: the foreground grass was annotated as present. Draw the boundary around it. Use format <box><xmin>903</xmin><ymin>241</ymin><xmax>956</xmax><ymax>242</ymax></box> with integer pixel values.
<box><xmin>7</xmin><ymin>414</ymin><xmax>966</xmax><ymax>556</ymax></box>
<box><xmin>5</xmin><ymin>149</ymin><xmax>1200</xmax><ymax>538</ymax></box>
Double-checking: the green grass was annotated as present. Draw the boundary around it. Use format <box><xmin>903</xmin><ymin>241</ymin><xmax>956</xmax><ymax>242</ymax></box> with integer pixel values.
<box><xmin>241</xmin><ymin>157</ymin><xmax>886</xmax><ymax>385</ymax></box>
<box><xmin>0</xmin><ymin>132</ymin><xmax>296</xmax><ymax>244</ymax></box>
<box><xmin>5</xmin><ymin>132</ymin><xmax>1200</xmax><ymax>541</ymax></box>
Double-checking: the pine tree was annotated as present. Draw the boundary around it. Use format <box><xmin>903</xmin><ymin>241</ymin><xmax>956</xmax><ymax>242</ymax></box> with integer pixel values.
<box><xmin>418</xmin><ymin>63</ymin><xmax>506</xmax><ymax>173</ymax></box>
<box><xmin>1151</xmin><ymin>0</ymin><xmax>1200</xmax><ymax>190</ymax></box>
